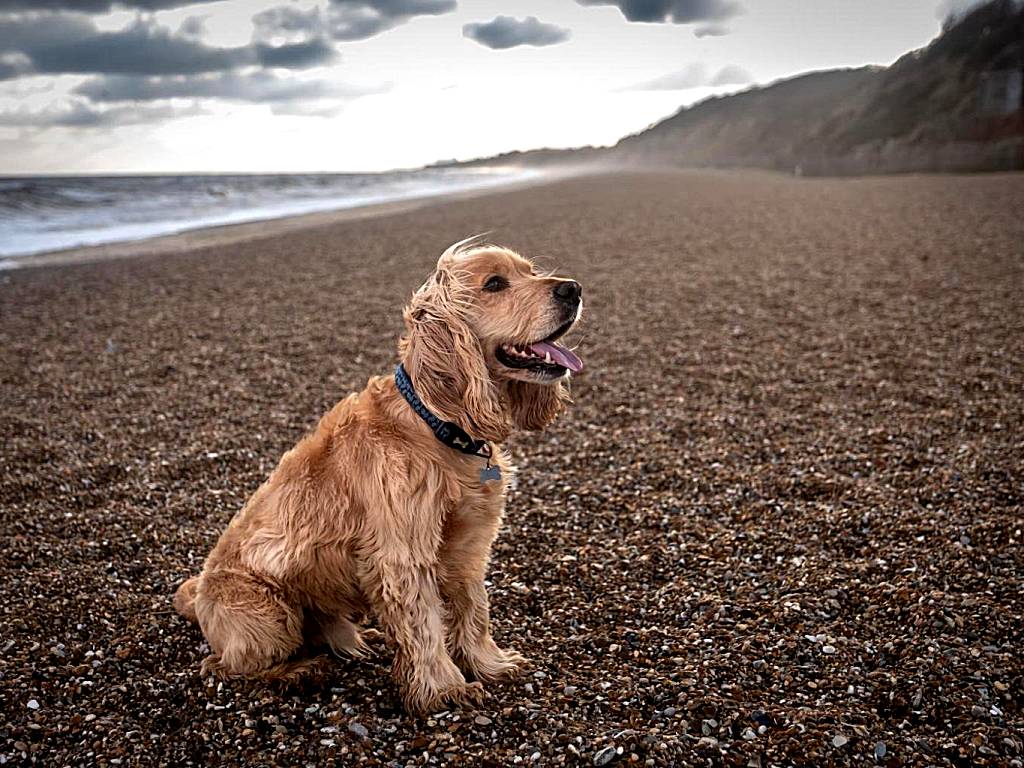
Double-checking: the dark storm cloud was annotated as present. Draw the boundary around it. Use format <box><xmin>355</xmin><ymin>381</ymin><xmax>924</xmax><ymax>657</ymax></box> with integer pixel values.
<box><xmin>462</xmin><ymin>16</ymin><xmax>571</xmax><ymax>49</ymax></box>
<box><xmin>577</xmin><ymin>0</ymin><xmax>740</xmax><ymax>24</ymax></box>
<box><xmin>74</xmin><ymin>71</ymin><xmax>386</xmax><ymax>105</ymax></box>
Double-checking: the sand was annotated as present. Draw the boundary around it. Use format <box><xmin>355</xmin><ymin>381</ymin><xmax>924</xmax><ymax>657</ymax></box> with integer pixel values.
<box><xmin>1</xmin><ymin>169</ymin><xmax>1022</xmax><ymax>766</ymax></box>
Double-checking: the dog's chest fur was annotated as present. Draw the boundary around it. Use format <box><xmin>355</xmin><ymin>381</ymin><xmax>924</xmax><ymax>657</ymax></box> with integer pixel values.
<box><xmin>444</xmin><ymin>448</ymin><xmax>515</xmax><ymax>527</ymax></box>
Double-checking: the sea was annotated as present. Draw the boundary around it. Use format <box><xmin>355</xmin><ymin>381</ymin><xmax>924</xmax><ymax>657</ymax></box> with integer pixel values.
<box><xmin>0</xmin><ymin>166</ymin><xmax>536</xmax><ymax>265</ymax></box>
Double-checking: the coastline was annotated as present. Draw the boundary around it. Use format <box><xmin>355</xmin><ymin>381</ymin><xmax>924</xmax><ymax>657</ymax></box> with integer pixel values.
<box><xmin>0</xmin><ymin>166</ymin><xmax>580</xmax><ymax>271</ymax></box>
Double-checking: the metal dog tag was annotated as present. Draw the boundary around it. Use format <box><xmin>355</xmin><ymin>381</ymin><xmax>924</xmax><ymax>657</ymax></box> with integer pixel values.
<box><xmin>480</xmin><ymin>464</ymin><xmax>502</xmax><ymax>484</ymax></box>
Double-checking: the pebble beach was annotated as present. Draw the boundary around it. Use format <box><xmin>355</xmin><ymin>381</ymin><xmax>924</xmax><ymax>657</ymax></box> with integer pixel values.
<box><xmin>1</xmin><ymin>169</ymin><xmax>1022</xmax><ymax>766</ymax></box>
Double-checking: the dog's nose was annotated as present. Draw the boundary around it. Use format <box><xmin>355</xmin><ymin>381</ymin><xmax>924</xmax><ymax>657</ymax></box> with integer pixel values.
<box><xmin>553</xmin><ymin>280</ymin><xmax>581</xmax><ymax>305</ymax></box>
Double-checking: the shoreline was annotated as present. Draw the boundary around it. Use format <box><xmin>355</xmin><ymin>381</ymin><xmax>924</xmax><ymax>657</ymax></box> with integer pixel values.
<box><xmin>0</xmin><ymin>166</ymin><xmax>581</xmax><ymax>271</ymax></box>
<box><xmin>7</xmin><ymin>164</ymin><xmax>1018</xmax><ymax>272</ymax></box>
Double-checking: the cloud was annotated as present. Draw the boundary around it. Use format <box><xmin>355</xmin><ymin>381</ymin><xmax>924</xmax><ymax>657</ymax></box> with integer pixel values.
<box><xmin>253</xmin><ymin>5</ymin><xmax>323</xmax><ymax>41</ymax></box>
<box><xmin>709</xmin><ymin>63</ymin><xmax>750</xmax><ymax>85</ymax></box>
<box><xmin>328</xmin><ymin>0</ymin><xmax>458</xmax><ymax>40</ymax></box>
<box><xmin>254</xmin><ymin>0</ymin><xmax>457</xmax><ymax>43</ymax></box>
<box><xmin>255</xmin><ymin>38</ymin><xmax>337</xmax><ymax>69</ymax></box>
<box><xmin>577</xmin><ymin>0</ymin><xmax>741</xmax><ymax>25</ymax></box>
<box><xmin>0</xmin><ymin>52</ymin><xmax>31</xmax><ymax>80</ymax></box>
<box><xmin>694</xmin><ymin>23</ymin><xmax>728</xmax><ymax>37</ymax></box>
<box><xmin>462</xmin><ymin>16</ymin><xmax>571</xmax><ymax>49</ymax></box>
<box><xmin>0</xmin><ymin>101</ymin><xmax>198</xmax><ymax>128</ymax></box>
<box><xmin>622</xmin><ymin>62</ymin><xmax>751</xmax><ymax>90</ymax></box>
<box><xmin>0</xmin><ymin>14</ymin><xmax>336</xmax><ymax>78</ymax></box>
<box><xmin>0</xmin><ymin>0</ymin><xmax>448</xmax><ymax>131</ymax></box>
<box><xmin>178</xmin><ymin>15</ymin><xmax>208</xmax><ymax>40</ymax></box>
<box><xmin>0</xmin><ymin>0</ymin><xmax>222</xmax><ymax>10</ymax></box>
<box><xmin>74</xmin><ymin>71</ymin><xmax>388</xmax><ymax>105</ymax></box>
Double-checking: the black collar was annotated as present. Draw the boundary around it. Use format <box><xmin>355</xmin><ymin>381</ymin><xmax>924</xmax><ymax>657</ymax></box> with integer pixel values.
<box><xmin>394</xmin><ymin>364</ymin><xmax>492</xmax><ymax>459</ymax></box>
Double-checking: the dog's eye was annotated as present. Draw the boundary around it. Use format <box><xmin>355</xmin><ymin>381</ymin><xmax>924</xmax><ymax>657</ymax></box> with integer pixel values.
<box><xmin>483</xmin><ymin>275</ymin><xmax>508</xmax><ymax>293</ymax></box>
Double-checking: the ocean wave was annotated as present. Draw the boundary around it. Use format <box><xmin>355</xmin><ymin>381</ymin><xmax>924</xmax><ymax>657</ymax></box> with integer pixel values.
<box><xmin>0</xmin><ymin>168</ymin><xmax>537</xmax><ymax>259</ymax></box>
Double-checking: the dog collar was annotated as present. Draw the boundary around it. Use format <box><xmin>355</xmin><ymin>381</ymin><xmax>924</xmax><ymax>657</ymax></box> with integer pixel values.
<box><xmin>394</xmin><ymin>364</ymin><xmax>494</xmax><ymax>460</ymax></box>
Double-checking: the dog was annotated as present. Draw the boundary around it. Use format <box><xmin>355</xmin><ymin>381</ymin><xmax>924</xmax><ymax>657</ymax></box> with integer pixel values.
<box><xmin>173</xmin><ymin>238</ymin><xmax>584</xmax><ymax>714</ymax></box>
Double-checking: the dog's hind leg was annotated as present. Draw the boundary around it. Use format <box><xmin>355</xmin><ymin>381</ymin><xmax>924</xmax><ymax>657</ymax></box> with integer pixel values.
<box><xmin>200</xmin><ymin>652</ymin><xmax>332</xmax><ymax>683</ymax></box>
<box><xmin>173</xmin><ymin>576</ymin><xmax>200</xmax><ymax>623</ymax></box>
<box><xmin>193</xmin><ymin>569</ymin><xmax>327</xmax><ymax>682</ymax></box>
<box><xmin>317</xmin><ymin>614</ymin><xmax>380</xmax><ymax>658</ymax></box>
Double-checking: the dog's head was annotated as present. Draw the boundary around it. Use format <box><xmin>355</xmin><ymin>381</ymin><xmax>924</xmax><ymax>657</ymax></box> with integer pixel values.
<box><xmin>399</xmin><ymin>238</ymin><xmax>583</xmax><ymax>443</ymax></box>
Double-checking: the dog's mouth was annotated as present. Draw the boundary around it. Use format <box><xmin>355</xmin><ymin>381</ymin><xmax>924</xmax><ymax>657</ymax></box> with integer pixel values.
<box><xmin>495</xmin><ymin>318</ymin><xmax>583</xmax><ymax>376</ymax></box>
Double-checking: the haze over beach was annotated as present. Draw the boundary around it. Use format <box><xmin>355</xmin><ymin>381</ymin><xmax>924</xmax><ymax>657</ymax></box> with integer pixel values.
<box><xmin>1</xmin><ymin>1</ymin><xmax>1022</xmax><ymax>766</ymax></box>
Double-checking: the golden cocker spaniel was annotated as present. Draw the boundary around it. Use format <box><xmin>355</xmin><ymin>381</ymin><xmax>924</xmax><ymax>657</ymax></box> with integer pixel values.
<box><xmin>173</xmin><ymin>239</ymin><xmax>584</xmax><ymax>714</ymax></box>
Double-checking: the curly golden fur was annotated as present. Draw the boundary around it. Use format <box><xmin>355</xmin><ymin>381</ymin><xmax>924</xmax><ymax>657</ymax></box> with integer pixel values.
<box><xmin>173</xmin><ymin>240</ymin><xmax>582</xmax><ymax>714</ymax></box>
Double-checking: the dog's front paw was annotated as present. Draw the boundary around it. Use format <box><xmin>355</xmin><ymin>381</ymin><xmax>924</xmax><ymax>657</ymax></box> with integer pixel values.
<box><xmin>405</xmin><ymin>680</ymin><xmax>487</xmax><ymax>715</ymax></box>
<box><xmin>463</xmin><ymin>645</ymin><xmax>527</xmax><ymax>683</ymax></box>
<box><xmin>200</xmin><ymin>653</ymin><xmax>226</xmax><ymax>679</ymax></box>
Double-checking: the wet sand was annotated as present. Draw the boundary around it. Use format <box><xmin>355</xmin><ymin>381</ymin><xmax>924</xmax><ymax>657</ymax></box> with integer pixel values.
<box><xmin>1</xmin><ymin>169</ymin><xmax>1022</xmax><ymax>766</ymax></box>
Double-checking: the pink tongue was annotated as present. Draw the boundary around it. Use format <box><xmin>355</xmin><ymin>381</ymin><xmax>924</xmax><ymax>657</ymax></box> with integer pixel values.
<box><xmin>529</xmin><ymin>341</ymin><xmax>584</xmax><ymax>373</ymax></box>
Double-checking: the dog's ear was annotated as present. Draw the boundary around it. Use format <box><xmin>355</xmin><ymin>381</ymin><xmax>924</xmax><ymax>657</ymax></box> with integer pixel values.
<box><xmin>506</xmin><ymin>378</ymin><xmax>569</xmax><ymax>431</ymax></box>
<box><xmin>400</xmin><ymin>265</ymin><xmax>511</xmax><ymax>443</ymax></box>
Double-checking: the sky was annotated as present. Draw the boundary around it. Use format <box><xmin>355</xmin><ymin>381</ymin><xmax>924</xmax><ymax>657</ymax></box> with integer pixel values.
<box><xmin>0</xmin><ymin>0</ymin><xmax>983</xmax><ymax>174</ymax></box>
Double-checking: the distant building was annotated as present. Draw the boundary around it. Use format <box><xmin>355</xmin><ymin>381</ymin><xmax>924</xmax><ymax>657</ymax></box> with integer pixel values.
<box><xmin>979</xmin><ymin>69</ymin><xmax>1024</xmax><ymax>115</ymax></box>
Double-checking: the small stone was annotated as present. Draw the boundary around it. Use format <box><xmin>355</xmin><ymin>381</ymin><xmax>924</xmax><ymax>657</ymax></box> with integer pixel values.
<box><xmin>13</xmin><ymin>742</ymin><xmax>27</xmax><ymax>753</ymax></box>
<box><xmin>822</xmin><ymin>645</ymin><xmax>837</xmax><ymax>654</ymax></box>
<box><xmin>27</xmin><ymin>699</ymin><xmax>40</xmax><ymax>710</ymax></box>
<box><xmin>474</xmin><ymin>715</ymin><xmax>492</xmax><ymax>726</ymax></box>
<box><xmin>347</xmin><ymin>721</ymin><xmax>369</xmax><ymax>739</ymax></box>
<box><xmin>701</xmin><ymin>719</ymin><xmax>717</xmax><ymax>736</ymax></box>
<box><xmin>594</xmin><ymin>746</ymin><xmax>617</xmax><ymax>766</ymax></box>
<box><xmin>874</xmin><ymin>741</ymin><xmax>887</xmax><ymax>759</ymax></box>
<box><xmin>662</xmin><ymin>707</ymin><xmax>676</xmax><ymax>717</ymax></box>
<box><xmin>742</xmin><ymin>728</ymin><xmax>756</xmax><ymax>740</ymax></box>
<box><xmin>833</xmin><ymin>735</ymin><xmax>848</xmax><ymax>748</ymax></box>
<box><xmin>84</xmin><ymin>714</ymin><xmax>96</xmax><ymax>722</ymax></box>
<box><xmin>563</xmin><ymin>686</ymin><xmax>578</xmax><ymax>696</ymax></box>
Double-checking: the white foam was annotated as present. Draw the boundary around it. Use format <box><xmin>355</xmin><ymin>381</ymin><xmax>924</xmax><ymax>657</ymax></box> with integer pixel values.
<box><xmin>0</xmin><ymin>167</ymin><xmax>540</xmax><ymax>259</ymax></box>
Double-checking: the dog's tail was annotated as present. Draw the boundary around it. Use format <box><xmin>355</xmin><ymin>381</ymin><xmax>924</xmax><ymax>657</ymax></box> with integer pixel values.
<box><xmin>172</xmin><ymin>576</ymin><xmax>200</xmax><ymax>623</ymax></box>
